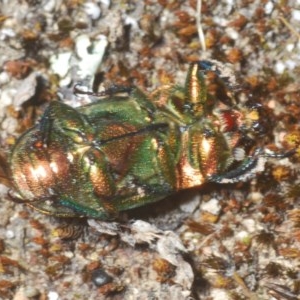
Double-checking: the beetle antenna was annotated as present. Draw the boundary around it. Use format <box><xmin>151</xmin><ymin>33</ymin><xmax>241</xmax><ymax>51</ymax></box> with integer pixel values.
<box><xmin>74</xmin><ymin>83</ymin><xmax>132</xmax><ymax>97</ymax></box>
<box><xmin>264</xmin><ymin>148</ymin><xmax>296</xmax><ymax>159</ymax></box>
<box><xmin>73</xmin><ymin>83</ymin><xmax>108</xmax><ymax>97</ymax></box>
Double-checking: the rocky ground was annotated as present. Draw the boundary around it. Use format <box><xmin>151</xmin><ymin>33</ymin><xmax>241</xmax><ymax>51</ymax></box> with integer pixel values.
<box><xmin>0</xmin><ymin>1</ymin><xmax>300</xmax><ymax>299</ymax></box>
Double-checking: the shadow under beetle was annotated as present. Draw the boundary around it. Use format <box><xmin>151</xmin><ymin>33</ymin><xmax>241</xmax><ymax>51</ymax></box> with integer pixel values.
<box><xmin>9</xmin><ymin>60</ymin><xmax>293</xmax><ymax>219</ymax></box>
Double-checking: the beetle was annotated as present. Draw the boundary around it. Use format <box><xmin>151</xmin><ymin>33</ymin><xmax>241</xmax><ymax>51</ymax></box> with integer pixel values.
<box><xmin>9</xmin><ymin>60</ymin><xmax>292</xmax><ymax>219</ymax></box>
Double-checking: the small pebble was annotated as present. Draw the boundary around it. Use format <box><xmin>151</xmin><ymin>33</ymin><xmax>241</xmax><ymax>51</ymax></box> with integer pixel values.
<box><xmin>50</xmin><ymin>52</ymin><xmax>72</xmax><ymax>78</ymax></box>
<box><xmin>24</xmin><ymin>286</ymin><xmax>41</xmax><ymax>298</ymax></box>
<box><xmin>6</xmin><ymin>229</ymin><xmax>15</xmax><ymax>239</ymax></box>
<box><xmin>84</xmin><ymin>2</ymin><xmax>101</xmax><ymax>20</ymax></box>
<box><xmin>2</xmin><ymin>117</ymin><xmax>18</xmax><ymax>134</ymax></box>
<box><xmin>200</xmin><ymin>198</ymin><xmax>221</xmax><ymax>215</ymax></box>
<box><xmin>92</xmin><ymin>269</ymin><xmax>113</xmax><ymax>287</ymax></box>
<box><xmin>48</xmin><ymin>291</ymin><xmax>59</xmax><ymax>300</ymax></box>
<box><xmin>13</xmin><ymin>72</ymin><xmax>37</xmax><ymax>107</ymax></box>
<box><xmin>99</xmin><ymin>0</ymin><xmax>110</xmax><ymax>6</ymax></box>
<box><xmin>0</xmin><ymin>71</ymin><xmax>10</xmax><ymax>85</ymax></box>
<box><xmin>44</xmin><ymin>0</ymin><xmax>56</xmax><ymax>12</ymax></box>
<box><xmin>292</xmin><ymin>9</ymin><xmax>300</xmax><ymax>21</ymax></box>
<box><xmin>264</xmin><ymin>1</ymin><xmax>274</xmax><ymax>14</ymax></box>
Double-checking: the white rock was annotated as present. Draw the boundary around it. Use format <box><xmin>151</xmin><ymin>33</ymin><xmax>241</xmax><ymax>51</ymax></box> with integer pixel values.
<box><xmin>236</xmin><ymin>230</ymin><xmax>250</xmax><ymax>241</ymax></box>
<box><xmin>241</xmin><ymin>218</ymin><xmax>263</xmax><ymax>233</ymax></box>
<box><xmin>179</xmin><ymin>194</ymin><xmax>200</xmax><ymax>213</ymax></box>
<box><xmin>0</xmin><ymin>28</ymin><xmax>16</xmax><ymax>40</ymax></box>
<box><xmin>0</xmin><ymin>71</ymin><xmax>10</xmax><ymax>85</ymax></box>
<box><xmin>6</xmin><ymin>229</ymin><xmax>15</xmax><ymax>239</ymax></box>
<box><xmin>99</xmin><ymin>0</ymin><xmax>110</xmax><ymax>6</ymax></box>
<box><xmin>292</xmin><ymin>9</ymin><xmax>300</xmax><ymax>21</ymax></box>
<box><xmin>200</xmin><ymin>198</ymin><xmax>221</xmax><ymax>215</ymax></box>
<box><xmin>0</xmin><ymin>88</ymin><xmax>15</xmax><ymax>107</ymax></box>
<box><xmin>13</xmin><ymin>72</ymin><xmax>38</xmax><ymax>107</ymax></box>
<box><xmin>275</xmin><ymin>61</ymin><xmax>285</xmax><ymax>74</ymax></box>
<box><xmin>76</xmin><ymin>34</ymin><xmax>108</xmax><ymax>78</ymax></box>
<box><xmin>1</xmin><ymin>117</ymin><xmax>18</xmax><ymax>134</ymax></box>
<box><xmin>50</xmin><ymin>52</ymin><xmax>72</xmax><ymax>78</ymax></box>
<box><xmin>264</xmin><ymin>1</ymin><xmax>274</xmax><ymax>14</ymax></box>
<box><xmin>48</xmin><ymin>291</ymin><xmax>59</xmax><ymax>300</ymax></box>
<box><xmin>43</xmin><ymin>0</ymin><xmax>56</xmax><ymax>12</ymax></box>
<box><xmin>211</xmin><ymin>288</ymin><xmax>230</xmax><ymax>300</ymax></box>
<box><xmin>84</xmin><ymin>2</ymin><xmax>101</xmax><ymax>20</ymax></box>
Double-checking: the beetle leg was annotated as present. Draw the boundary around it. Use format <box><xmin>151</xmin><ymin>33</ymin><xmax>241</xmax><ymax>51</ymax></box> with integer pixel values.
<box><xmin>264</xmin><ymin>148</ymin><xmax>296</xmax><ymax>159</ymax></box>
<box><xmin>56</xmin><ymin>198</ymin><xmax>112</xmax><ymax>219</ymax></box>
<box><xmin>39</xmin><ymin>101</ymin><xmax>93</xmax><ymax>146</ymax></box>
<box><xmin>209</xmin><ymin>148</ymin><xmax>266</xmax><ymax>183</ymax></box>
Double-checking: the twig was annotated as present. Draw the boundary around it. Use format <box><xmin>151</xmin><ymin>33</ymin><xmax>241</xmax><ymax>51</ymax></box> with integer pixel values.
<box><xmin>279</xmin><ymin>15</ymin><xmax>300</xmax><ymax>40</ymax></box>
<box><xmin>196</xmin><ymin>0</ymin><xmax>206</xmax><ymax>52</ymax></box>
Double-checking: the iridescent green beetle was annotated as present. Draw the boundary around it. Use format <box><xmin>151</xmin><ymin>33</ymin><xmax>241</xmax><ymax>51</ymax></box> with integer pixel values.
<box><xmin>9</xmin><ymin>60</ymin><xmax>289</xmax><ymax>219</ymax></box>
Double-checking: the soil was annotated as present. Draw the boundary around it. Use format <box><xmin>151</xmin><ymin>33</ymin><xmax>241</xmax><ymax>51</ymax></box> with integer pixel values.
<box><xmin>0</xmin><ymin>1</ymin><xmax>299</xmax><ymax>299</ymax></box>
